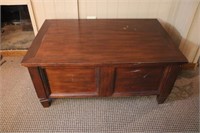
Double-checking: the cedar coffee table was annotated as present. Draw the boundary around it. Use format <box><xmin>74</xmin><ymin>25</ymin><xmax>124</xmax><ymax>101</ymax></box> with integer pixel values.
<box><xmin>21</xmin><ymin>19</ymin><xmax>187</xmax><ymax>107</ymax></box>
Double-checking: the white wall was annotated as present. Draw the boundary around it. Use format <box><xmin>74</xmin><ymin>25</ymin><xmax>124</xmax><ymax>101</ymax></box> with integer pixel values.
<box><xmin>180</xmin><ymin>3</ymin><xmax>200</xmax><ymax>63</ymax></box>
<box><xmin>31</xmin><ymin>0</ymin><xmax>78</xmax><ymax>30</ymax></box>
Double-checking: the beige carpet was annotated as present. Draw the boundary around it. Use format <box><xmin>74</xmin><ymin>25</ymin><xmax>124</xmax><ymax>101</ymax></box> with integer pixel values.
<box><xmin>0</xmin><ymin>57</ymin><xmax>199</xmax><ymax>132</ymax></box>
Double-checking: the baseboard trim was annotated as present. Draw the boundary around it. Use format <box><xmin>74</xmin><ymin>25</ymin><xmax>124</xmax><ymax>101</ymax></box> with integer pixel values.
<box><xmin>0</xmin><ymin>50</ymin><xmax>27</xmax><ymax>56</ymax></box>
<box><xmin>182</xmin><ymin>63</ymin><xmax>198</xmax><ymax>70</ymax></box>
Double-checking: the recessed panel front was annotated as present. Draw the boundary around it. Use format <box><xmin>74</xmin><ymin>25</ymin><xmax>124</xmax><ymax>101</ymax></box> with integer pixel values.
<box><xmin>45</xmin><ymin>67</ymin><xmax>99</xmax><ymax>97</ymax></box>
<box><xmin>114</xmin><ymin>66</ymin><xmax>164</xmax><ymax>95</ymax></box>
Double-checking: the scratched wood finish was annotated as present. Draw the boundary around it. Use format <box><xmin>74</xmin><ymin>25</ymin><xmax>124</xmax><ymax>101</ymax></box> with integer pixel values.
<box><xmin>114</xmin><ymin>66</ymin><xmax>164</xmax><ymax>93</ymax></box>
<box><xmin>22</xmin><ymin>19</ymin><xmax>187</xmax><ymax>67</ymax></box>
<box><xmin>21</xmin><ymin>19</ymin><xmax>187</xmax><ymax>107</ymax></box>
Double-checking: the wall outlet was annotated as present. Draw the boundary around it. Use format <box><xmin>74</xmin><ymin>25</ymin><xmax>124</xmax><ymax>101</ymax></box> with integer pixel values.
<box><xmin>86</xmin><ymin>16</ymin><xmax>97</xmax><ymax>19</ymax></box>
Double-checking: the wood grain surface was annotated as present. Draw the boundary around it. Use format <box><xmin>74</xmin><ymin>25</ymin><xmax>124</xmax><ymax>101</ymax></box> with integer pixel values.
<box><xmin>21</xmin><ymin>19</ymin><xmax>187</xmax><ymax>67</ymax></box>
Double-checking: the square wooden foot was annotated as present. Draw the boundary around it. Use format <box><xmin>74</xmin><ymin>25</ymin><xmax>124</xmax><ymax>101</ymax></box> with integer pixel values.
<box><xmin>40</xmin><ymin>99</ymin><xmax>52</xmax><ymax>108</ymax></box>
<box><xmin>156</xmin><ymin>95</ymin><xmax>167</xmax><ymax>104</ymax></box>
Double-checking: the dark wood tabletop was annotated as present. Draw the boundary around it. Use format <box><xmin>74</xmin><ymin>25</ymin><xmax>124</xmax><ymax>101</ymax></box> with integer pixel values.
<box><xmin>22</xmin><ymin>19</ymin><xmax>187</xmax><ymax>67</ymax></box>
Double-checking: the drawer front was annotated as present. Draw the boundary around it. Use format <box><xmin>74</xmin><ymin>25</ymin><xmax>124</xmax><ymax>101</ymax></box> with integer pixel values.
<box><xmin>45</xmin><ymin>68</ymin><xmax>99</xmax><ymax>97</ymax></box>
<box><xmin>114</xmin><ymin>67</ymin><xmax>164</xmax><ymax>93</ymax></box>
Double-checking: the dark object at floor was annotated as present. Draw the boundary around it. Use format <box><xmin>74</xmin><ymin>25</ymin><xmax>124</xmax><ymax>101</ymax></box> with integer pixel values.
<box><xmin>0</xmin><ymin>60</ymin><xmax>7</xmax><ymax>66</ymax></box>
<box><xmin>1</xmin><ymin>5</ymin><xmax>31</xmax><ymax>27</ymax></box>
<box><xmin>1</xmin><ymin>24</ymin><xmax>34</xmax><ymax>50</ymax></box>
<box><xmin>0</xmin><ymin>55</ymin><xmax>6</xmax><ymax>66</ymax></box>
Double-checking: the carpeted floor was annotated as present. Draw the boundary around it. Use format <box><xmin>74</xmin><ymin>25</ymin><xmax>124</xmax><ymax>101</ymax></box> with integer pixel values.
<box><xmin>0</xmin><ymin>57</ymin><xmax>199</xmax><ymax>132</ymax></box>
